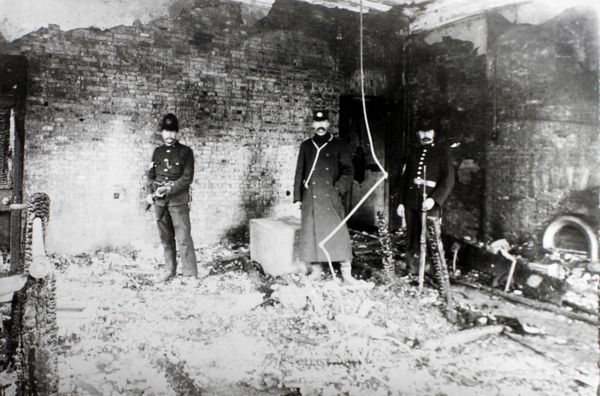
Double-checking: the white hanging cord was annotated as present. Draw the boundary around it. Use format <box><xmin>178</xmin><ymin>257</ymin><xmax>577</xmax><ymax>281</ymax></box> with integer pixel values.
<box><xmin>358</xmin><ymin>7</ymin><xmax>387</xmax><ymax>176</ymax></box>
<box><xmin>318</xmin><ymin>0</ymin><xmax>389</xmax><ymax>293</ymax></box>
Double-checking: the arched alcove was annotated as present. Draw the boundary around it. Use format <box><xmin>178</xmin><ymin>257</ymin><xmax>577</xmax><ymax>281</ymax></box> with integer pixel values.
<box><xmin>542</xmin><ymin>215</ymin><xmax>599</xmax><ymax>262</ymax></box>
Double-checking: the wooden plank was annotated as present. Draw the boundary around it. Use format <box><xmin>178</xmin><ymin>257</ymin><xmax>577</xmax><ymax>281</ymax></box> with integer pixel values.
<box><xmin>454</xmin><ymin>279</ymin><xmax>599</xmax><ymax>326</ymax></box>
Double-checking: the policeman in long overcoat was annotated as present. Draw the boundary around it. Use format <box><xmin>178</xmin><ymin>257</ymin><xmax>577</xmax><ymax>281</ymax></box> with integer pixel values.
<box><xmin>397</xmin><ymin>117</ymin><xmax>455</xmax><ymax>276</ymax></box>
<box><xmin>293</xmin><ymin>109</ymin><xmax>357</xmax><ymax>285</ymax></box>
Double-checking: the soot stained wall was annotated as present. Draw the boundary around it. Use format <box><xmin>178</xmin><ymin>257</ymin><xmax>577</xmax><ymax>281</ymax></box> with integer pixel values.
<box><xmin>486</xmin><ymin>8</ymin><xmax>600</xmax><ymax>244</ymax></box>
<box><xmin>403</xmin><ymin>34</ymin><xmax>492</xmax><ymax>240</ymax></box>
<box><xmin>0</xmin><ymin>0</ymin><xmax>414</xmax><ymax>254</ymax></box>
<box><xmin>2</xmin><ymin>0</ymin><xmax>597</xmax><ymax>254</ymax></box>
<box><xmin>1</xmin><ymin>0</ymin><xmax>348</xmax><ymax>253</ymax></box>
<box><xmin>402</xmin><ymin>7</ymin><xmax>599</xmax><ymax>247</ymax></box>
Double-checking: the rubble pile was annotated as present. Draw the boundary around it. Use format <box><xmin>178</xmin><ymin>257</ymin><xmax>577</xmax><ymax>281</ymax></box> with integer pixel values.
<box><xmin>47</xmin><ymin>240</ymin><xmax>596</xmax><ymax>396</ymax></box>
<box><xmin>0</xmin><ymin>234</ymin><xmax>597</xmax><ymax>396</ymax></box>
<box><xmin>53</xmin><ymin>244</ymin><xmax>455</xmax><ymax>395</ymax></box>
<box><xmin>499</xmin><ymin>239</ymin><xmax>598</xmax><ymax>311</ymax></box>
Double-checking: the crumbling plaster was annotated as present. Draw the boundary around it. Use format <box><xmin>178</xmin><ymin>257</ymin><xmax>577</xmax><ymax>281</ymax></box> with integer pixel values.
<box><xmin>0</xmin><ymin>0</ymin><xmax>596</xmax><ymax>43</ymax></box>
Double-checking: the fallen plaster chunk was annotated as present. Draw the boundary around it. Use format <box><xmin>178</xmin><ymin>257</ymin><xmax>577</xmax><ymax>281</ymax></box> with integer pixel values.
<box><xmin>276</xmin><ymin>284</ymin><xmax>307</xmax><ymax>310</ymax></box>
<box><xmin>335</xmin><ymin>313</ymin><xmax>387</xmax><ymax>338</ymax></box>
<box><xmin>421</xmin><ymin>325</ymin><xmax>505</xmax><ymax>351</ymax></box>
<box><xmin>335</xmin><ymin>313</ymin><xmax>370</xmax><ymax>333</ymax></box>
<box><xmin>356</xmin><ymin>299</ymin><xmax>377</xmax><ymax>318</ymax></box>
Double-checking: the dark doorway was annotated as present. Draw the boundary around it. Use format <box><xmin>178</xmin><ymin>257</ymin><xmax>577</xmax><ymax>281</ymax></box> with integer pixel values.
<box><xmin>0</xmin><ymin>55</ymin><xmax>28</xmax><ymax>269</ymax></box>
<box><xmin>339</xmin><ymin>95</ymin><xmax>393</xmax><ymax>233</ymax></box>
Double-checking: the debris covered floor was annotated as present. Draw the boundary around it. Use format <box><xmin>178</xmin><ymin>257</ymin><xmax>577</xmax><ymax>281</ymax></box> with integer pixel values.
<box><xmin>48</xmin><ymin>239</ymin><xmax>599</xmax><ymax>396</ymax></box>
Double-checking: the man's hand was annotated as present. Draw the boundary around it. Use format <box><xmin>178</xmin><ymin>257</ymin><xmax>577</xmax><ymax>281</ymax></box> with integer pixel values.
<box><xmin>422</xmin><ymin>198</ymin><xmax>435</xmax><ymax>211</ymax></box>
<box><xmin>145</xmin><ymin>194</ymin><xmax>155</xmax><ymax>205</ymax></box>
<box><xmin>396</xmin><ymin>204</ymin><xmax>404</xmax><ymax>217</ymax></box>
<box><xmin>155</xmin><ymin>186</ymin><xmax>169</xmax><ymax>197</ymax></box>
<box><xmin>295</xmin><ymin>201</ymin><xmax>302</xmax><ymax>210</ymax></box>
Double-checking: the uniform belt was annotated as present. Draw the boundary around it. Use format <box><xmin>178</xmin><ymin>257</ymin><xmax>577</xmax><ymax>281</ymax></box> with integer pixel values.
<box><xmin>414</xmin><ymin>178</ymin><xmax>436</xmax><ymax>188</ymax></box>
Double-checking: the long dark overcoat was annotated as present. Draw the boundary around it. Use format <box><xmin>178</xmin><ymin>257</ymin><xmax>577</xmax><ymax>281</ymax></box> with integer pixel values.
<box><xmin>293</xmin><ymin>133</ymin><xmax>354</xmax><ymax>262</ymax></box>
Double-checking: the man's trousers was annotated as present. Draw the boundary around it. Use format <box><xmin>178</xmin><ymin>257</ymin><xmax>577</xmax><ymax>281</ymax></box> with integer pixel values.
<box><xmin>404</xmin><ymin>207</ymin><xmax>445</xmax><ymax>276</ymax></box>
<box><xmin>155</xmin><ymin>203</ymin><xmax>198</xmax><ymax>277</ymax></box>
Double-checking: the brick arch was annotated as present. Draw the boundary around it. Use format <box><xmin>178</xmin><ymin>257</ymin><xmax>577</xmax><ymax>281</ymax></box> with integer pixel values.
<box><xmin>542</xmin><ymin>215</ymin><xmax>599</xmax><ymax>263</ymax></box>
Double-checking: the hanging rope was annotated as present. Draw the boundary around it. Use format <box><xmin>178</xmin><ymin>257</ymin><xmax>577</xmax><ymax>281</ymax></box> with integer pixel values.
<box><xmin>317</xmin><ymin>0</ymin><xmax>389</xmax><ymax>302</ymax></box>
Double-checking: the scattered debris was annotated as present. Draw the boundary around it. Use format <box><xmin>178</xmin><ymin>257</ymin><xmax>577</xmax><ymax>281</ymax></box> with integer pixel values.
<box><xmin>0</xmin><ymin>230</ymin><xmax>597</xmax><ymax>396</ymax></box>
<box><xmin>421</xmin><ymin>325</ymin><xmax>505</xmax><ymax>351</ymax></box>
<box><xmin>455</xmin><ymin>279</ymin><xmax>598</xmax><ymax>326</ymax></box>
<box><xmin>503</xmin><ymin>332</ymin><xmax>596</xmax><ymax>388</ymax></box>
<box><xmin>376</xmin><ymin>212</ymin><xmax>395</xmax><ymax>283</ymax></box>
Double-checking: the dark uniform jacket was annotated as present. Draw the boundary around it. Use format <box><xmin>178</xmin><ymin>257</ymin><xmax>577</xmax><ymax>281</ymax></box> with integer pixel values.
<box><xmin>147</xmin><ymin>141</ymin><xmax>194</xmax><ymax>207</ymax></box>
<box><xmin>400</xmin><ymin>142</ymin><xmax>454</xmax><ymax>212</ymax></box>
<box><xmin>294</xmin><ymin>133</ymin><xmax>354</xmax><ymax>262</ymax></box>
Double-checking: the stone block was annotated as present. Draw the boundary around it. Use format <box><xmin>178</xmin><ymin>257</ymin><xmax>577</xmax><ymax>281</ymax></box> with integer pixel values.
<box><xmin>250</xmin><ymin>216</ymin><xmax>306</xmax><ymax>276</ymax></box>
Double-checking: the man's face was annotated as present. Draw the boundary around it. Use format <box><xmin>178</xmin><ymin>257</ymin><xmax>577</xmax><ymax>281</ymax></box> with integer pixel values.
<box><xmin>161</xmin><ymin>130</ymin><xmax>178</xmax><ymax>146</ymax></box>
<box><xmin>312</xmin><ymin>120</ymin><xmax>329</xmax><ymax>136</ymax></box>
<box><xmin>417</xmin><ymin>129</ymin><xmax>435</xmax><ymax>145</ymax></box>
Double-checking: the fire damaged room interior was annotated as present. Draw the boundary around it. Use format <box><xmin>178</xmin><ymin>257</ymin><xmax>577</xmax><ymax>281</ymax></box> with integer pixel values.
<box><xmin>0</xmin><ymin>0</ymin><xmax>599</xmax><ymax>395</ymax></box>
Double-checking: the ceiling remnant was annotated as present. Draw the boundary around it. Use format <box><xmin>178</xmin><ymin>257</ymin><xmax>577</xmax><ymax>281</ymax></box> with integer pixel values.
<box><xmin>0</xmin><ymin>0</ymin><xmax>594</xmax><ymax>42</ymax></box>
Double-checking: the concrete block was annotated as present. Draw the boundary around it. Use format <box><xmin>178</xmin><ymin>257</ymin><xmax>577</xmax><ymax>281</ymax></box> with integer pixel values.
<box><xmin>250</xmin><ymin>216</ymin><xmax>306</xmax><ymax>277</ymax></box>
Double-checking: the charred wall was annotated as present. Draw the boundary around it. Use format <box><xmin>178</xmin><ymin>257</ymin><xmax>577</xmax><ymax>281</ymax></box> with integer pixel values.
<box><xmin>0</xmin><ymin>0</ymin><xmax>597</xmax><ymax>254</ymax></box>
<box><xmin>0</xmin><ymin>0</ymin><xmax>409</xmax><ymax>253</ymax></box>
<box><xmin>402</xmin><ymin>34</ymin><xmax>492</xmax><ymax>240</ymax></box>
<box><xmin>486</xmin><ymin>8</ymin><xmax>600</xmax><ymax>244</ymax></box>
<box><xmin>402</xmin><ymin>7</ymin><xmax>600</xmax><ymax>248</ymax></box>
<box><xmin>0</xmin><ymin>0</ymin><xmax>349</xmax><ymax>252</ymax></box>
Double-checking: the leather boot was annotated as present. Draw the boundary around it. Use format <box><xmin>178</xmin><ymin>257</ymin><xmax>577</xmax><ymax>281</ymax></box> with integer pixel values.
<box><xmin>340</xmin><ymin>261</ymin><xmax>358</xmax><ymax>286</ymax></box>
<box><xmin>158</xmin><ymin>271</ymin><xmax>175</xmax><ymax>283</ymax></box>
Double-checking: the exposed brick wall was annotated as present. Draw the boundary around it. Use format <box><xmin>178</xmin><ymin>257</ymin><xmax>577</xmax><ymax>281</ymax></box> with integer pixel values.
<box><xmin>0</xmin><ymin>0</ymin><xmax>416</xmax><ymax>254</ymax></box>
<box><xmin>389</xmin><ymin>7</ymin><xmax>599</xmax><ymax>246</ymax></box>
<box><xmin>400</xmin><ymin>34</ymin><xmax>492</xmax><ymax>240</ymax></box>
<box><xmin>486</xmin><ymin>8</ymin><xmax>600</xmax><ymax>244</ymax></box>
<box><xmin>2</xmin><ymin>1</ymin><xmax>347</xmax><ymax>253</ymax></box>
<box><xmin>2</xmin><ymin>0</ymin><xmax>596</xmax><ymax>255</ymax></box>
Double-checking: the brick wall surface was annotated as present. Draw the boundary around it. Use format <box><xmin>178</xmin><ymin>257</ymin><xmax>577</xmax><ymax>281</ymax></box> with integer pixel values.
<box><xmin>403</xmin><ymin>35</ymin><xmax>492</xmax><ymax>240</ymax></box>
<box><xmin>486</xmin><ymin>9</ymin><xmax>600</xmax><ymax>243</ymax></box>
<box><xmin>385</xmin><ymin>6</ymin><xmax>599</xmax><ymax>246</ymax></box>
<box><xmin>3</xmin><ymin>2</ymin><xmax>347</xmax><ymax>253</ymax></box>
<box><xmin>0</xmin><ymin>0</ymin><xmax>414</xmax><ymax>254</ymax></box>
<box><xmin>2</xmin><ymin>0</ymin><xmax>596</xmax><ymax>254</ymax></box>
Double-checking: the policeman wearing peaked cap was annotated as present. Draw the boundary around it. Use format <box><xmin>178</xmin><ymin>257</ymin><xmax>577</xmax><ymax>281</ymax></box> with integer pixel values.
<box><xmin>293</xmin><ymin>108</ymin><xmax>358</xmax><ymax>285</ymax></box>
